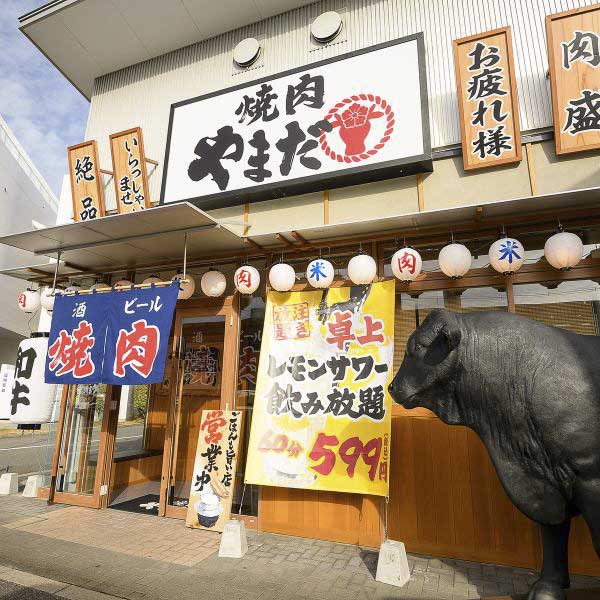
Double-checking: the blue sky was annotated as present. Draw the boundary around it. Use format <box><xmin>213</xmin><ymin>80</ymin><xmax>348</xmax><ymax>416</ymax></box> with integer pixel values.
<box><xmin>0</xmin><ymin>1</ymin><xmax>89</xmax><ymax>198</ymax></box>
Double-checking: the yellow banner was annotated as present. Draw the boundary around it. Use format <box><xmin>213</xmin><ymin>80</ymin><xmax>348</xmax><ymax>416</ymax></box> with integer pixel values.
<box><xmin>245</xmin><ymin>280</ymin><xmax>395</xmax><ymax>496</ymax></box>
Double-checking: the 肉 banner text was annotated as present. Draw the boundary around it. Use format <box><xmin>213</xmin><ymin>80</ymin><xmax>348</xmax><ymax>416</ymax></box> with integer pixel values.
<box><xmin>245</xmin><ymin>280</ymin><xmax>395</xmax><ymax>496</ymax></box>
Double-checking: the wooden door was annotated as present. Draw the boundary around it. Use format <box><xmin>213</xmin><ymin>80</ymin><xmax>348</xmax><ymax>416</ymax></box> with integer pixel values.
<box><xmin>160</xmin><ymin>297</ymin><xmax>239</xmax><ymax>519</ymax></box>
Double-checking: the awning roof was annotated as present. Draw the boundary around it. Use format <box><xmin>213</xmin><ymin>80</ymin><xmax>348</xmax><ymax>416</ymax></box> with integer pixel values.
<box><xmin>19</xmin><ymin>0</ymin><xmax>316</xmax><ymax>99</ymax></box>
<box><xmin>1</xmin><ymin>187</ymin><xmax>599</xmax><ymax>285</ymax></box>
<box><xmin>0</xmin><ymin>202</ymin><xmax>247</xmax><ymax>278</ymax></box>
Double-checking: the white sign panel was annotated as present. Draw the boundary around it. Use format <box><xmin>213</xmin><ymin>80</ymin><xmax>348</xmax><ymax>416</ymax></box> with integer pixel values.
<box><xmin>0</xmin><ymin>364</ymin><xmax>15</xmax><ymax>420</ymax></box>
<box><xmin>161</xmin><ymin>34</ymin><xmax>431</xmax><ymax>209</ymax></box>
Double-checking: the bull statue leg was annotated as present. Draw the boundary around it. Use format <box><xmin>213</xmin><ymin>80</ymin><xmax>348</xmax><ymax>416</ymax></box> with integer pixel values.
<box><xmin>528</xmin><ymin>520</ymin><xmax>571</xmax><ymax>600</ymax></box>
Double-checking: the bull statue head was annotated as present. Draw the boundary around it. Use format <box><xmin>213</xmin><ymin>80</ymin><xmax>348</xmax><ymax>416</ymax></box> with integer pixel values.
<box><xmin>389</xmin><ymin>310</ymin><xmax>463</xmax><ymax>425</ymax></box>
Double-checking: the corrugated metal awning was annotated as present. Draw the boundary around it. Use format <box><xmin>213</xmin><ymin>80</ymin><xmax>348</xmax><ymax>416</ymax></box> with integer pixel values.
<box><xmin>0</xmin><ymin>203</ymin><xmax>247</xmax><ymax>277</ymax></box>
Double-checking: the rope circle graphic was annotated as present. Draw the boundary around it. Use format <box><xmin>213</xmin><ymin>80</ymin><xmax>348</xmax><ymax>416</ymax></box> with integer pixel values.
<box><xmin>319</xmin><ymin>94</ymin><xmax>395</xmax><ymax>163</ymax></box>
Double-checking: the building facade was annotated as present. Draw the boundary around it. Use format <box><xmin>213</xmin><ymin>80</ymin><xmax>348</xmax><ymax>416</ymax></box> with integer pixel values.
<box><xmin>6</xmin><ymin>0</ymin><xmax>600</xmax><ymax>577</ymax></box>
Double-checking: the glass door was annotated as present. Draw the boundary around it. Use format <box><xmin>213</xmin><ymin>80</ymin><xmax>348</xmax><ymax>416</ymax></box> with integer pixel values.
<box><xmin>51</xmin><ymin>383</ymin><xmax>116</xmax><ymax>508</ymax></box>
<box><xmin>160</xmin><ymin>300</ymin><xmax>239</xmax><ymax>518</ymax></box>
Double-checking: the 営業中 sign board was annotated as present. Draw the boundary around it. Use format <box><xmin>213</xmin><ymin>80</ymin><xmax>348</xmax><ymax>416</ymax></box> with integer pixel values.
<box><xmin>68</xmin><ymin>140</ymin><xmax>105</xmax><ymax>221</ymax></box>
<box><xmin>186</xmin><ymin>410</ymin><xmax>242</xmax><ymax>532</ymax></box>
<box><xmin>110</xmin><ymin>127</ymin><xmax>151</xmax><ymax>213</ymax></box>
<box><xmin>547</xmin><ymin>4</ymin><xmax>600</xmax><ymax>155</ymax></box>
<box><xmin>161</xmin><ymin>34</ymin><xmax>431</xmax><ymax>210</ymax></box>
<box><xmin>454</xmin><ymin>27</ymin><xmax>522</xmax><ymax>170</ymax></box>
<box><xmin>245</xmin><ymin>280</ymin><xmax>395</xmax><ymax>497</ymax></box>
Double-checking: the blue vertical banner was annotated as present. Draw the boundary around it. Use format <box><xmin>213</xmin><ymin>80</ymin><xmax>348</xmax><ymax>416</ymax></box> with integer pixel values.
<box><xmin>102</xmin><ymin>283</ymin><xmax>179</xmax><ymax>385</ymax></box>
<box><xmin>45</xmin><ymin>292</ymin><xmax>109</xmax><ymax>384</ymax></box>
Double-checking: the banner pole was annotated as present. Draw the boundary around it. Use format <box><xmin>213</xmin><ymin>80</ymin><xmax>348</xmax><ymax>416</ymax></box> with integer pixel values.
<box><xmin>182</xmin><ymin>233</ymin><xmax>188</xmax><ymax>280</ymax></box>
<box><xmin>51</xmin><ymin>250</ymin><xmax>61</xmax><ymax>295</ymax></box>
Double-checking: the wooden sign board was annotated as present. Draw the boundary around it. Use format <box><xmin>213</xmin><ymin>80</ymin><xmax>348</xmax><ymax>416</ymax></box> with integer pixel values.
<box><xmin>110</xmin><ymin>127</ymin><xmax>151</xmax><ymax>213</ymax></box>
<box><xmin>454</xmin><ymin>27</ymin><xmax>522</xmax><ymax>170</ymax></box>
<box><xmin>547</xmin><ymin>4</ymin><xmax>600</xmax><ymax>155</ymax></box>
<box><xmin>185</xmin><ymin>410</ymin><xmax>242</xmax><ymax>532</ymax></box>
<box><xmin>68</xmin><ymin>140</ymin><xmax>105</xmax><ymax>222</ymax></box>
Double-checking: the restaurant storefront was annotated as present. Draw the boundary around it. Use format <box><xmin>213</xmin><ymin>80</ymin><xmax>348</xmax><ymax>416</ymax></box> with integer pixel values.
<box><xmin>3</xmin><ymin>0</ymin><xmax>600</xmax><ymax>579</ymax></box>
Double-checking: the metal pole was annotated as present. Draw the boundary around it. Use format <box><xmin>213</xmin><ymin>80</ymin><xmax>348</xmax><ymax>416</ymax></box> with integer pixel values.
<box><xmin>182</xmin><ymin>233</ymin><xmax>188</xmax><ymax>280</ymax></box>
<box><xmin>51</xmin><ymin>250</ymin><xmax>61</xmax><ymax>295</ymax></box>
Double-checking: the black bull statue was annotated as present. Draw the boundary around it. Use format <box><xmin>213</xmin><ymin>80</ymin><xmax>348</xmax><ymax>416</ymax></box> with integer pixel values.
<box><xmin>388</xmin><ymin>309</ymin><xmax>600</xmax><ymax>600</ymax></box>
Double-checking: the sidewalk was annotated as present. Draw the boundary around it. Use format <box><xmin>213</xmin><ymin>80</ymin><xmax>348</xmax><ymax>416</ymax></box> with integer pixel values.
<box><xmin>0</xmin><ymin>495</ymin><xmax>599</xmax><ymax>600</ymax></box>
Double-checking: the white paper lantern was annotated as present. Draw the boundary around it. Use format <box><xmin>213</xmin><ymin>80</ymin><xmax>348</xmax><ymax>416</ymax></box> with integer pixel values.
<box><xmin>114</xmin><ymin>279</ymin><xmax>133</xmax><ymax>289</ymax></box>
<box><xmin>64</xmin><ymin>283</ymin><xmax>81</xmax><ymax>295</ymax></box>
<box><xmin>306</xmin><ymin>258</ymin><xmax>334</xmax><ymax>289</ymax></box>
<box><xmin>234</xmin><ymin>265</ymin><xmax>260</xmax><ymax>294</ymax></box>
<box><xmin>391</xmin><ymin>247</ymin><xmax>422</xmax><ymax>282</ymax></box>
<box><xmin>171</xmin><ymin>272</ymin><xmax>196</xmax><ymax>299</ymax></box>
<box><xmin>17</xmin><ymin>289</ymin><xmax>40</xmax><ymax>313</ymax></box>
<box><xmin>40</xmin><ymin>288</ymin><xmax>56</xmax><ymax>312</ymax></box>
<box><xmin>91</xmin><ymin>281</ymin><xmax>110</xmax><ymax>292</ymax></box>
<box><xmin>10</xmin><ymin>334</ymin><xmax>56</xmax><ymax>426</ymax></box>
<box><xmin>143</xmin><ymin>275</ymin><xmax>162</xmax><ymax>286</ymax></box>
<box><xmin>201</xmin><ymin>270</ymin><xmax>227</xmax><ymax>297</ymax></box>
<box><xmin>544</xmin><ymin>231</ymin><xmax>584</xmax><ymax>270</ymax></box>
<box><xmin>438</xmin><ymin>243</ymin><xmax>472</xmax><ymax>278</ymax></box>
<box><xmin>489</xmin><ymin>237</ymin><xmax>525</xmax><ymax>274</ymax></box>
<box><xmin>347</xmin><ymin>254</ymin><xmax>377</xmax><ymax>285</ymax></box>
<box><xmin>269</xmin><ymin>263</ymin><xmax>296</xmax><ymax>292</ymax></box>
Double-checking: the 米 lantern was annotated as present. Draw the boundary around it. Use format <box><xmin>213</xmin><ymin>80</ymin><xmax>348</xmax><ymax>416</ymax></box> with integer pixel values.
<box><xmin>306</xmin><ymin>259</ymin><xmax>334</xmax><ymax>289</ymax></box>
<box><xmin>235</xmin><ymin>265</ymin><xmax>260</xmax><ymax>294</ymax></box>
<box><xmin>114</xmin><ymin>279</ymin><xmax>133</xmax><ymax>289</ymax></box>
<box><xmin>489</xmin><ymin>237</ymin><xmax>525</xmax><ymax>274</ymax></box>
<box><xmin>544</xmin><ymin>230</ymin><xmax>583</xmax><ymax>270</ymax></box>
<box><xmin>391</xmin><ymin>247</ymin><xmax>422</xmax><ymax>282</ymax></box>
<box><xmin>10</xmin><ymin>334</ymin><xmax>56</xmax><ymax>426</ymax></box>
<box><xmin>64</xmin><ymin>283</ymin><xmax>81</xmax><ymax>295</ymax></box>
<box><xmin>347</xmin><ymin>254</ymin><xmax>377</xmax><ymax>285</ymax></box>
<box><xmin>17</xmin><ymin>289</ymin><xmax>40</xmax><ymax>313</ymax></box>
<box><xmin>201</xmin><ymin>270</ymin><xmax>227</xmax><ymax>297</ymax></box>
<box><xmin>269</xmin><ymin>263</ymin><xmax>296</xmax><ymax>292</ymax></box>
<box><xmin>143</xmin><ymin>275</ymin><xmax>162</xmax><ymax>286</ymax></box>
<box><xmin>438</xmin><ymin>243</ymin><xmax>472</xmax><ymax>279</ymax></box>
<box><xmin>91</xmin><ymin>280</ymin><xmax>110</xmax><ymax>292</ymax></box>
<box><xmin>172</xmin><ymin>272</ymin><xmax>196</xmax><ymax>299</ymax></box>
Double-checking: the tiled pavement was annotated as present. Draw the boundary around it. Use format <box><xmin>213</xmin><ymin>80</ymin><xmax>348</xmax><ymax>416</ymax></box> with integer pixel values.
<box><xmin>0</xmin><ymin>495</ymin><xmax>599</xmax><ymax>600</ymax></box>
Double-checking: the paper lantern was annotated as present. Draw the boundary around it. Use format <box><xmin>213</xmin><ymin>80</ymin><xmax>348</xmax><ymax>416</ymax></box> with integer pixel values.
<box><xmin>143</xmin><ymin>275</ymin><xmax>162</xmax><ymax>286</ymax></box>
<box><xmin>489</xmin><ymin>237</ymin><xmax>525</xmax><ymax>274</ymax></box>
<box><xmin>306</xmin><ymin>259</ymin><xmax>334</xmax><ymax>289</ymax></box>
<box><xmin>64</xmin><ymin>283</ymin><xmax>81</xmax><ymax>295</ymax></box>
<box><xmin>544</xmin><ymin>231</ymin><xmax>583</xmax><ymax>270</ymax></box>
<box><xmin>10</xmin><ymin>334</ymin><xmax>56</xmax><ymax>426</ymax></box>
<box><xmin>347</xmin><ymin>254</ymin><xmax>377</xmax><ymax>285</ymax></box>
<box><xmin>269</xmin><ymin>263</ymin><xmax>296</xmax><ymax>292</ymax></box>
<box><xmin>438</xmin><ymin>243</ymin><xmax>472</xmax><ymax>279</ymax></box>
<box><xmin>391</xmin><ymin>247</ymin><xmax>422</xmax><ymax>282</ymax></box>
<box><xmin>234</xmin><ymin>265</ymin><xmax>260</xmax><ymax>295</ymax></box>
<box><xmin>201</xmin><ymin>270</ymin><xmax>227</xmax><ymax>297</ymax></box>
<box><xmin>91</xmin><ymin>281</ymin><xmax>110</xmax><ymax>292</ymax></box>
<box><xmin>40</xmin><ymin>288</ymin><xmax>55</xmax><ymax>312</ymax></box>
<box><xmin>17</xmin><ymin>289</ymin><xmax>40</xmax><ymax>313</ymax></box>
<box><xmin>171</xmin><ymin>272</ymin><xmax>196</xmax><ymax>299</ymax></box>
<box><xmin>114</xmin><ymin>278</ymin><xmax>133</xmax><ymax>289</ymax></box>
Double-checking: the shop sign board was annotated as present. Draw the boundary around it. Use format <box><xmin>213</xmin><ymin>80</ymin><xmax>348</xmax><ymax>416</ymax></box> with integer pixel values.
<box><xmin>110</xmin><ymin>127</ymin><xmax>151</xmax><ymax>213</ymax></box>
<box><xmin>547</xmin><ymin>4</ymin><xmax>600</xmax><ymax>155</ymax></box>
<box><xmin>245</xmin><ymin>280</ymin><xmax>395</xmax><ymax>497</ymax></box>
<box><xmin>45</xmin><ymin>284</ymin><xmax>178</xmax><ymax>385</ymax></box>
<box><xmin>186</xmin><ymin>410</ymin><xmax>242</xmax><ymax>532</ymax></box>
<box><xmin>161</xmin><ymin>34</ymin><xmax>431</xmax><ymax>210</ymax></box>
<box><xmin>453</xmin><ymin>27</ymin><xmax>522</xmax><ymax>170</ymax></box>
<box><xmin>68</xmin><ymin>140</ymin><xmax>105</xmax><ymax>221</ymax></box>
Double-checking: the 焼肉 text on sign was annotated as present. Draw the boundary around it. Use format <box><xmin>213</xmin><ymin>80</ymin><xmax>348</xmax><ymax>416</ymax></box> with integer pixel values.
<box><xmin>161</xmin><ymin>34</ymin><xmax>431</xmax><ymax>210</ymax></box>
<box><xmin>245</xmin><ymin>280</ymin><xmax>395</xmax><ymax>496</ymax></box>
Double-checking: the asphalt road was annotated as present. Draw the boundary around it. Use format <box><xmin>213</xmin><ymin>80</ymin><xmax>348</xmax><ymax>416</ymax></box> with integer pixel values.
<box><xmin>0</xmin><ymin>423</ymin><xmax>145</xmax><ymax>478</ymax></box>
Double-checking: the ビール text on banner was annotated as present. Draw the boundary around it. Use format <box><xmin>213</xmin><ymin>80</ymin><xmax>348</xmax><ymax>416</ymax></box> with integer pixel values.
<box><xmin>186</xmin><ymin>410</ymin><xmax>243</xmax><ymax>532</ymax></box>
<box><xmin>45</xmin><ymin>292</ymin><xmax>110</xmax><ymax>384</ymax></box>
<box><xmin>244</xmin><ymin>280</ymin><xmax>395</xmax><ymax>496</ymax></box>
<box><xmin>102</xmin><ymin>283</ymin><xmax>179</xmax><ymax>385</ymax></box>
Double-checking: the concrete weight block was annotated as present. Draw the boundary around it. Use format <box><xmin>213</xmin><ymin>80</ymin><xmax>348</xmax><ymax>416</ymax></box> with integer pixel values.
<box><xmin>376</xmin><ymin>539</ymin><xmax>410</xmax><ymax>587</ymax></box>
<box><xmin>218</xmin><ymin>519</ymin><xmax>248</xmax><ymax>558</ymax></box>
